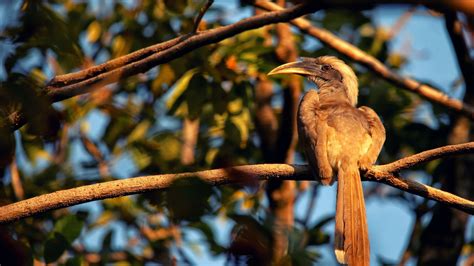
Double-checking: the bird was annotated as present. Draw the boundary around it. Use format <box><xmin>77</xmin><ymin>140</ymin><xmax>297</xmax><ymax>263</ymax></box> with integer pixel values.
<box><xmin>268</xmin><ymin>56</ymin><xmax>386</xmax><ymax>266</ymax></box>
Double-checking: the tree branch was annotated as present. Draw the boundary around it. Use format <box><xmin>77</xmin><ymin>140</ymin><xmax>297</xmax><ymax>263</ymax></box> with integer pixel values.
<box><xmin>445</xmin><ymin>11</ymin><xmax>474</xmax><ymax>93</ymax></box>
<box><xmin>192</xmin><ymin>0</ymin><xmax>214</xmax><ymax>33</ymax></box>
<box><xmin>254</xmin><ymin>1</ymin><xmax>474</xmax><ymax>119</ymax></box>
<box><xmin>1</xmin><ymin>142</ymin><xmax>474</xmax><ymax>224</ymax></box>
<box><xmin>7</xmin><ymin>2</ymin><xmax>321</xmax><ymax>131</ymax></box>
<box><xmin>375</xmin><ymin>142</ymin><xmax>474</xmax><ymax>172</ymax></box>
<box><xmin>47</xmin><ymin>2</ymin><xmax>316</xmax><ymax>101</ymax></box>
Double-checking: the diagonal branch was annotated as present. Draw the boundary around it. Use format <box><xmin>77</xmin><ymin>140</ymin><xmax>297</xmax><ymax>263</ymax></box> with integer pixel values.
<box><xmin>47</xmin><ymin>2</ymin><xmax>317</xmax><ymax>102</ymax></box>
<box><xmin>192</xmin><ymin>0</ymin><xmax>214</xmax><ymax>33</ymax></box>
<box><xmin>375</xmin><ymin>142</ymin><xmax>474</xmax><ymax>172</ymax></box>
<box><xmin>445</xmin><ymin>11</ymin><xmax>474</xmax><ymax>93</ymax></box>
<box><xmin>7</xmin><ymin>2</ymin><xmax>321</xmax><ymax>131</ymax></box>
<box><xmin>1</xmin><ymin>142</ymin><xmax>474</xmax><ymax>224</ymax></box>
<box><xmin>254</xmin><ymin>1</ymin><xmax>474</xmax><ymax>119</ymax></box>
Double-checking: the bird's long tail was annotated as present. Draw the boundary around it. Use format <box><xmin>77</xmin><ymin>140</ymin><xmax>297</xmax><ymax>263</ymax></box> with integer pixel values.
<box><xmin>335</xmin><ymin>163</ymin><xmax>370</xmax><ymax>266</ymax></box>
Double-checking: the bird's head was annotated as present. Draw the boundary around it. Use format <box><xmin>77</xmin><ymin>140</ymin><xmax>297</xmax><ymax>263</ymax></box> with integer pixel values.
<box><xmin>268</xmin><ymin>56</ymin><xmax>358</xmax><ymax>106</ymax></box>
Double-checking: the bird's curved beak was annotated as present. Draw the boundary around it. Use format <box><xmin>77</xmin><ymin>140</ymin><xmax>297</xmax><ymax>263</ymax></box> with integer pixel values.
<box><xmin>268</xmin><ymin>61</ymin><xmax>321</xmax><ymax>76</ymax></box>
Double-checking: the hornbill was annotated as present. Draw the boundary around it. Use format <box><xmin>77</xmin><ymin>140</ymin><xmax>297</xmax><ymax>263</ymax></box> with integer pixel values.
<box><xmin>268</xmin><ymin>56</ymin><xmax>385</xmax><ymax>266</ymax></box>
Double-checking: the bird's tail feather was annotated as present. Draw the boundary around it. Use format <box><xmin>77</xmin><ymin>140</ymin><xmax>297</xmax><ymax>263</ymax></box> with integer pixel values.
<box><xmin>335</xmin><ymin>164</ymin><xmax>370</xmax><ymax>266</ymax></box>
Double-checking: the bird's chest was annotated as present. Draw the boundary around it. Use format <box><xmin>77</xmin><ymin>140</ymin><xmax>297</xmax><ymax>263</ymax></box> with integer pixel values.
<box><xmin>319</xmin><ymin>106</ymin><xmax>372</xmax><ymax>167</ymax></box>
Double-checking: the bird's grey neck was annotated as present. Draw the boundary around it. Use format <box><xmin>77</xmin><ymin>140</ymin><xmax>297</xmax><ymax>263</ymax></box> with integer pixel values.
<box><xmin>316</xmin><ymin>82</ymin><xmax>352</xmax><ymax>105</ymax></box>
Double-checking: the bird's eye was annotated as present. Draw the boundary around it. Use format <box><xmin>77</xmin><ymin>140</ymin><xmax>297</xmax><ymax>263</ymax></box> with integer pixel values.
<box><xmin>322</xmin><ymin>64</ymin><xmax>331</xmax><ymax>71</ymax></box>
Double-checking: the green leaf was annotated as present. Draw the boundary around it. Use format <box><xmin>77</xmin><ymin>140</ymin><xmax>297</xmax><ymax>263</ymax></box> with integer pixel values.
<box><xmin>227</xmin><ymin>214</ymin><xmax>272</xmax><ymax>264</ymax></box>
<box><xmin>65</xmin><ymin>256</ymin><xmax>82</xmax><ymax>266</ymax></box>
<box><xmin>0</xmin><ymin>126</ymin><xmax>15</xmax><ymax>169</ymax></box>
<box><xmin>127</xmin><ymin>120</ymin><xmax>151</xmax><ymax>144</ymax></box>
<box><xmin>44</xmin><ymin>233</ymin><xmax>68</xmax><ymax>263</ymax></box>
<box><xmin>186</xmin><ymin>74</ymin><xmax>209</xmax><ymax>118</ymax></box>
<box><xmin>153</xmin><ymin>64</ymin><xmax>176</xmax><ymax>92</ymax></box>
<box><xmin>129</xmin><ymin>145</ymin><xmax>152</xmax><ymax>171</ymax></box>
<box><xmin>102</xmin><ymin>230</ymin><xmax>114</xmax><ymax>251</ymax></box>
<box><xmin>190</xmin><ymin>221</ymin><xmax>225</xmax><ymax>255</ymax></box>
<box><xmin>166</xmin><ymin>68</ymin><xmax>199</xmax><ymax>111</ymax></box>
<box><xmin>307</xmin><ymin>216</ymin><xmax>331</xmax><ymax>246</ymax></box>
<box><xmin>54</xmin><ymin>215</ymin><xmax>84</xmax><ymax>244</ymax></box>
<box><xmin>103</xmin><ymin>115</ymin><xmax>135</xmax><ymax>149</ymax></box>
<box><xmin>167</xmin><ymin>177</ymin><xmax>214</xmax><ymax>222</ymax></box>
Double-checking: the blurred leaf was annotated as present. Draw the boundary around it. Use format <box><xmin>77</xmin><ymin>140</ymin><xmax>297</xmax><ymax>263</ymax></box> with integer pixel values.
<box><xmin>320</xmin><ymin>10</ymin><xmax>371</xmax><ymax>32</ymax></box>
<box><xmin>9</xmin><ymin>2</ymin><xmax>83</xmax><ymax>70</ymax></box>
<box><xmin>166</xmin><ymin>68</ymin><xmax>199</xmax><ymax>112</ymax></box>
<box><xmin>307</xmin><ymin>216</ymin><xmax>332</xmax><ymax>246</ymax></box>
<box><xmin>0</xmin><ymin>127</ymin><xmax>15</xmax><ymax>170</ymax></box>
<box><xmin>190</xmin><ymin>221</ymin><xmax>225</xmax><ymax>255</ymax></box>
<box><xmin>287</xmin><ymin>228</ymin><xmax>322</xmax><ymax>264</ymax></box>
<box><xmin>65</xmin><ymin>256</ymin><xmax>82</xmax><ymax>266</ymax></box>
<box><xmin>103</xmin><ymin>115</ymin><xmax>135</xmax><ymax>149</ymax></box>
<box><xmin>166</xmin><ymin>177</ymin><xmax>214</xmax><ymax>222</ymax></box>
<box><xmin>54</xmin><ymin>215</ymin><xmax>84</xmax><ymax>244</ymax></box>
<box><xmin>3</xmin><ymin>73</ymin><xmax>61</xmax><ymax>139</ymax></box>
<box><xmin>164</xmin><ymin>0</ymin><xmax>188</xmax><ymax>13</ymax></box>
<box><xmin>153</xmin><ymin>64</ymin><xmax>176</xmax><ymax>93</ymax></box>
<box><xmin>102</xmin><ymin>230</ymin><xmax>113</xmax><ymax>252</ymax></box>
<box><xmin>94</xmin><ymin>210</ymin><xmax>116</xmax><ymax>226</ymax></box>
<box><xmin>156</xmin><ymin>134</ymin><xmax>181</xmax><ymax>162</ymax></box>
<box><xmin>21</xmin><ymin>133</ymin><xmax>50</xmax><ymax>166</ymax></box>
<box><xmin>86</xmin><ymin>21</ymin><xmax>101</xmax><ymax>43</ymax></box>
<box><xmin>44</xmin><ymin>233</ymin><xmax>68</xmax><ymax>263</ymax></box>
<box><xmin>186</xmin><ymin>74</ymin><xmax>209</xmax><ymax>119</ymax></box>
<box><xmin>228</xmin><ymin>214</ymin><xmax>272</xmax><ymax>265</ymax></box>
<box><xmin>112</xmin><ymin>35</ymin><xmax>131</xmax><ymax>57</ymax></box>
<box><xmin>388</xmin><ymin>52</ymin><xmax>407</xmax><ymax>69</ymax></box>
<box><xmin>130</xmin><ymin>145</ymin><xmax>152</xmax><ymax>170</ymax></box>
<box><xmin>127</xmin><ymin>120</ymin><xmax>151</xmax><ymax>144</ymax></box>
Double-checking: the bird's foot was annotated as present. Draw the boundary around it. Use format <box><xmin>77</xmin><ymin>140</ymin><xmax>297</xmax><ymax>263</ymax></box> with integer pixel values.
<box><xmin>318</xmin><ymin>165</ymin><xmax>334</xmax><ymax>183</ymax></box>
<box><xmin>358</xmin><ymin>158</ymin><xmax>373</xmax><ymax>172</ymax></box>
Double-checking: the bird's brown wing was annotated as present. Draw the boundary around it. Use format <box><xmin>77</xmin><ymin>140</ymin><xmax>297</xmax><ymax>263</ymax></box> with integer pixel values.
<box><xmin>358</xmin><ymin>106</ymin><xmax>386</xmax><ymax>169</ymax></box>
<box><xmin>297</xmin><ymin>90</ymin><xmax>334</xmax><ymax>185</ymax></box>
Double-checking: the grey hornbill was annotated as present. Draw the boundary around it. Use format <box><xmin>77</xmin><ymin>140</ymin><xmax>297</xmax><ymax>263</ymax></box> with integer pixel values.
<box><xmin>268</xmin><ymin>56</ymin><xmax>385</xmax><ymax>265</ymax></box>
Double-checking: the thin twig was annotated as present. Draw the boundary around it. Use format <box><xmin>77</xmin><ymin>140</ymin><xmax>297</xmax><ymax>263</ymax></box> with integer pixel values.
<box><xmin>1</xmin><ymin>142</ymin><xmax>474</xmax><ymax>224</ymax></box>
<box><xmin>192</xmin><ymin>0</ymin><xmax>214</xmax><ymax>33</ymax></box>
<box><xmin>387</xmin><ymin>6</ymin><xmax>416</xmax><ymax>40</ymax></box>
<box><xmin>374</xmin><ymin>142</ymin><xmax>474</xmax><ymax>173</ymax></box>
<box><xmin>10</xmin><ymin>158</ymin><xmax>24</xmax><ymax>200</ymax></box>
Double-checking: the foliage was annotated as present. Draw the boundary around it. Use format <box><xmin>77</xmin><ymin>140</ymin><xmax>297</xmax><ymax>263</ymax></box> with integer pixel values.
<box><xmin>0</xmin><ymin>0</ymin><xmax>469</xmax><ymax>265</ymax></box>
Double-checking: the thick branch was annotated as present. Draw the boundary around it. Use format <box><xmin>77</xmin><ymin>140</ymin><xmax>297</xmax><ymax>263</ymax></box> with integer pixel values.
<box><xmin>47</xmin><ymin>36</ymin><xmax>188</xmax><ymax>89</ymax></box>
<box><xmin>46</xmin><ymin>2</ymin><xmax>317</xmax><ymax>102</ymax></box>
<box><xmin>1</xmin><ymin>142</ymin><xmax>474</xmax><ymax>224</ymax></box>
<box><xmin>7</xmin><ymin>2</ymin><xmax>319</xmax><ymax>131</ymax></box>
<box><xmin>254</xmin><ymin>1</ymin><xmax>474</xmax><ymax>119</ymax></box>
<box><xmin>0</xmin><ymin>164</ymin><xmax>308</xmax><ymax>224</ymax></box>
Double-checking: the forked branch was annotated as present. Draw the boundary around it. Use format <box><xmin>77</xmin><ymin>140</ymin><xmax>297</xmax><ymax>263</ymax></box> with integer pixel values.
<box><xmin>0</xmin><ymin>142</ymin><xmax>473</xmax><ymax>224</ymax></box>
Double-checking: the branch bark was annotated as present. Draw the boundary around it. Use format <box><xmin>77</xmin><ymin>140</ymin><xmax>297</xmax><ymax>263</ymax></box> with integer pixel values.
<box><xmin>1</xmin><ymin>142</ymin><xmax>474</xmax><ymax>224</ymax></box>
<box><xmin>254</xmin><ymin>1</ymin><xmax>474</xmax><ymax>119</ymax></box>
<box><xmin>7</xmin><ymin>1</ymin><xmax>321</xmax><ymax>131</ymax></box>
